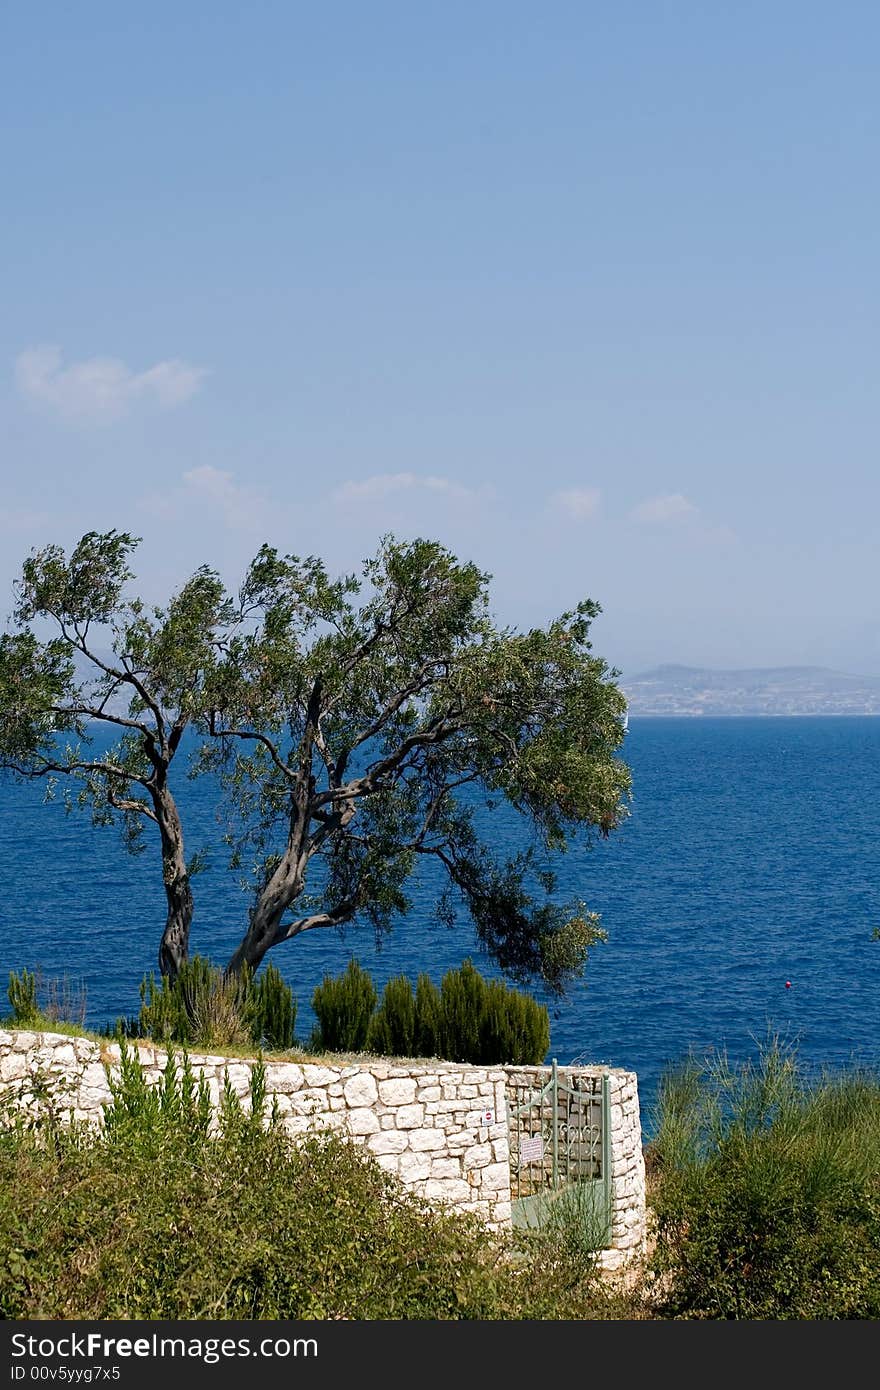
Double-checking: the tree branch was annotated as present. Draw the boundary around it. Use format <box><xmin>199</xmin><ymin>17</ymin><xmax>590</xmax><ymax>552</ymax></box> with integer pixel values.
<box><xmin>207</xmin><ymin>712</ymin><xmax>293</xmax><ymax>778</ymax></box>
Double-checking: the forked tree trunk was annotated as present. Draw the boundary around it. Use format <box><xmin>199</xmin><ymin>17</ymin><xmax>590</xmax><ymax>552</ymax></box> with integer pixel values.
<box><xmin>227</xmin><ymin>855</ymin><xmax>306</xmax><ymax>976</ymax></box>
<box><xmin>155</xmin><ymin>789</ymin><xmax>194</xmax><ymax>979</ymax></box>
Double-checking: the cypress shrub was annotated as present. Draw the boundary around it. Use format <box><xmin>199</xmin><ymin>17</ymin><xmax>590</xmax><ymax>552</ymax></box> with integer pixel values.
<box><xmin>310</xmin><ymin>959</ymin><xmax>548</xmax><ymax>1065</ymax></box>
<box><xmin>413</xmin><ymin>973</ymin><xmax>442</xmax><ymax>1057</ymax></box>
<box><xmin>250</xmin><ymin>962</ymin><xmax>297</xmax><ymax>1050</ymax></box>
<box><xmin>367</xmin><ymin>975</ymin><xmax>416</xmax><ymax>1057</ymax></box>
<box><xmin>434</xmin><ymin>960</ymin><xmax>548</xmax><ymax>1066</ymax></box>
<box><xmin>481</xmin><ymin>978</ymin><xmax>550</xmax><ymax>1066</ymax></box>
<box><xmin>438</xmin><ymin>959</ymin><xmax>486</xmax><ymax>1063</ymax></box>
<box><xmin>311</xmin><ymin>959</ymin><xmax>377</xmax><ymax>1052</ymax></box>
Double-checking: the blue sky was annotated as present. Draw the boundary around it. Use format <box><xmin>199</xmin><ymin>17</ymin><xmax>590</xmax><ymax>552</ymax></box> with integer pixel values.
<box><xmin>3</xmin><ymin>2</ymin><xmax>879</xmax><ymax>676</ymax></box>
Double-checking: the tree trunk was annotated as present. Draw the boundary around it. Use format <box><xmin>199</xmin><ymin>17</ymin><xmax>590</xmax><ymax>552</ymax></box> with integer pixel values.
<box><xmin>154</xmin><ymin>789</ymin><xmax>193</xmax><ymax>979</ymax></box>
<box><xmin>227</xmin><ymin>891</ymin><xmax>288</xmax><ymax>977</ymax></box>
<box><xmin>227</xmin><ymin>854</ymin><xmax>304</xmax><ymax>976</ymax></box>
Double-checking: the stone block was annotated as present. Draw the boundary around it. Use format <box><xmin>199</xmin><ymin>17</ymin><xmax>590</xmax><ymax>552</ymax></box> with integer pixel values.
<box><xmin>262</xmin><ymin>1061</ymin><xmax>303</xmax><ymax>1095</ymax></box>
<box><xmin>407</xmin><ymin>1128</ymin><xmax>446</xmax><ymax>1152</ymax></box>
<box><xmin>302</xmin><ymin>1065</ymin><xmax>338</xmax><ymax>1088</ymax></box>
<box><xmin>343</xmin><ymin>1073</ymin><xmax>379</xmax><ymax>1107</ymax></box>
<box><xmin>367</xmin><ymin>1131</ymin><xmax>408</xmax><ymax>1156</ymax></box>
<box><xmin>378</xmin><ymin>1078</ymin><xmax>417</xmax><ymax>1107</ymax></box>
<box><xmin>0</xmin><ymin>1053</ymin><xmax>28</xmax><ymax>1083</ymax></box>
<box><xmin>398</xmin><ymin>1151</ymin><xmax>432</xmax><ymax>1182</ymax></box>
<box><xmin>423</xmin><ymin>1179</ymin><xmax>472</xmax><ymax>1205</ymax></box>
<box><xmin>222</xmin><ymin>1064</ymin><xmax>252</xmax><ymax>1094</ymax></box>
<box><xmin>479</xmin><ymin>1162</ymin><xmax>510</xmax><ymax>1193</ymax></box>
<box><xmin>374</xmin><ymin>1153</ymin><xmax>400</xmax><ymax>1175</ymax></box>
<box><xmin>395</xmin><ymin>1103</ymin><xmax>425</xmax><ymax>1129</ymax></box>
<box><xmin>462</xmin><ymin>1143</ymin><xmax>492</xmax><ymax>1171</ymax></box>
<box><xmin>429</xmin><ymin>1158</ymin><xmax>461</xmax><ymax>1180</ymax></box>
<box><xmin>347</xmin><ymin>1107</ymin><xmax>380</xmax><ymax>1135</ymax></box>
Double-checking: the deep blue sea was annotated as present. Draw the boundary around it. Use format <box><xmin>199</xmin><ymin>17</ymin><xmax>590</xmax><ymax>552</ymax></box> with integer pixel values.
<box><xmin>3</xmin><ymin>717</ymin><xmax>879</xmax><ymax>1133</ymax></box>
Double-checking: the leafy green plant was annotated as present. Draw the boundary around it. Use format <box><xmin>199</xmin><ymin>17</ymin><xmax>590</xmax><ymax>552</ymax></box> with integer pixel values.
<box><xmin>314</xmin><ymin>958</ymin><xmax>549</xmax><ymax>1065</ymax></box>
<box><xmin>134</xmin><ymin>955</ymin><xmax>296</xmax><ymax>1051</ymax></box>
<box><xmin>649</xmin><ymin>1038</ymin><xmax>880</xmax><ymax>1319</ymax></box>
<box><xmin>437</xmin><ymin>958</ymin><xmax>485</xmax><ymax>1063</ymax></box>
<box><xmin>414</xmin><ymin>972</ymin><xmax>442</xmax><ymax>1056</ymax></box>
<box><xmin>367</xmin><ymin>975</ymin><xmax>417</xmax><ymax>1056</ymax></box>
<box><xmin>249</xmin><ymin>962</ymin><xmax>296</xmax><ymax>1051</ymax></box>
<box><xmin>311</xmin><ymin>959</ymin><xmax>377</xmax><ymax>1052</ymax></box>
<box><xmin>436</xmin><ymin>960</ymin><xmax>549</xmax><ymax>1065</ymax></box>
<box><xmin>7</xmin><ymin>969</ymin><xmax>38</xmax><ymax>1025</ymax></box>
<box><xmin>0</xmin><ymin>1040</ymin><xmax>633</xmax><ymax>1320</ymax></box>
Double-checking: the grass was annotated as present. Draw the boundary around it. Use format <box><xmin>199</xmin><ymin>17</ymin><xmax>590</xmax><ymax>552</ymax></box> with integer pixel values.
<box><xmin>647</xmin><ymin>1036</ymin><xmax>880</xmax><ymax>1319</ymax></box>
<box><xmin>0</xmin><ymin>1013</ymin><xmax>503</xmax><ymax>1071</ymax></box>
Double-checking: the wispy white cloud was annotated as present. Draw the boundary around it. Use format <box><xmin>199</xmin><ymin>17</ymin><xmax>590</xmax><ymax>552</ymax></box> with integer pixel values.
<box><xmin>15</xmin><ymin>345</ymin><xmax>208</xmax><ymax>424</ymax></box>
<box><xmin>140</xmin><ymin>465</ymin><xmax>266</xmax><ymax>531</ymax></box>
<box><xmin>550</xmin><ymin>487</ymin><xmax>601</xmax><ymax>521</ymax></box>
<box><xmin>630</xmin><ymin>493</ymin><xmax>698</xmax><ymax>524</ymax></box>
<box><xmin>331</xmin><ymin>472</ymin><xmax>482</xmax><ymax>504</ymax></box>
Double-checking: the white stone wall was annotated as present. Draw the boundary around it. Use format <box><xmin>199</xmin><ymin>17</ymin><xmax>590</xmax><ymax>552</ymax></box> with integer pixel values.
<box><xmin>0</xmin><ymin>1029</ymin><xmax>646</xmax><ymax>1264</ymax></box>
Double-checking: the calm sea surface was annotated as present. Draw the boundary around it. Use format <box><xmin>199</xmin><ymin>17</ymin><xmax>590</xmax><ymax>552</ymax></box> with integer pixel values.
<box><xmin>2</xmin><ymin>717</ymin><xmax>879</xmax><ymax>1132</ymax></box>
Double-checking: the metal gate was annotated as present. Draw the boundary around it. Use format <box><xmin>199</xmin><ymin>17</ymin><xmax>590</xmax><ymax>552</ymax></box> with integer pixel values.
<box><xmin>507</xmin><ymin>1061</ymin><xmax>611</xmax><ymax>1242</ymax></box>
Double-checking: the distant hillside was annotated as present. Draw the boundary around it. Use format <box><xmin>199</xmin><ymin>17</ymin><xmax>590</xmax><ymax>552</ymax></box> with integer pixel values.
<box><xmin>621</xmin><ymin>664</ymin><xmax>880</xmax><ymax>716</ymax></box>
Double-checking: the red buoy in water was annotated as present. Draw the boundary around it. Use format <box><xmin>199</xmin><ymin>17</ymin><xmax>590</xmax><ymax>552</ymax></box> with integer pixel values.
<box><xmin>785</xmin><ymin>980</ymin><xmax>792</xmax><ymax>989</ymax></box>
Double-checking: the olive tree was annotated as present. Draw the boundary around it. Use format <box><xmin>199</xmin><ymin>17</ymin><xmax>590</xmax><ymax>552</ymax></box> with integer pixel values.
<box><xmin>0</xmin><ymin>531</ymin><xmax>232</xmax><ymax>977</ymax></box>
<box><xmin>205</xmin><ymin>536</ymin><xmax>631</xmax><ymax>993</ymax></box>
<box><xmin>1</xmin><ymin>531</ymin><xmax>631</xmax><ymax>997</ymax></box>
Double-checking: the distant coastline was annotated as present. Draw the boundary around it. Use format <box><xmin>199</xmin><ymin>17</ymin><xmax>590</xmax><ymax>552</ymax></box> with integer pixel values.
<box><xmin>626</xmin><ymin>710</ymin><xmax>880</xmax><ymax>718</ymax></box>
<box><xmin>621</xmin><ymin>663</ymin><xmax>880</xmax><ymax>718</ymax></box>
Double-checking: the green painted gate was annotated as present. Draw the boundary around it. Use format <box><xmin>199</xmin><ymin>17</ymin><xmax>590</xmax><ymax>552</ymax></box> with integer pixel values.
<box><xmin>507</xmin><ymin>1061</ymin><xmax>611</xmax><ymax>1244</ymax></box>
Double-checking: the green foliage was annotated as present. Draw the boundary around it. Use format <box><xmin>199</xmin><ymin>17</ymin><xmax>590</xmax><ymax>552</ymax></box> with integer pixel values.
<box><xmin>250</xmin><ymin>961</ymin><xmax>296</xmax><ymax>1050</ymax></box>
<box><xmin>650</xmin><ymin>1038</ymin><xmax>880</xmax><ymax>1319</ymax></box>
<box><xmin>315</xmin><ymin>958</ymin><xmax>549</xmax><ymax>1065</ymax></box>
<box><xmin>134</xmin><ymin>955</ymin><xmax>296</xmax><ymax>1051</ymax></box>
<box><xmin>311</xmin><ymin>959</ymin><xmax>377</xmax><ymax>1052</ymax></box>
<box><xmin>478</xmin><ymin>976</ymin><xmax>551</xmax><ymax>1068</ymax></box>
<box><xmin>2</xmin><ymin>529</ymin><xmax>630</xmax><ymax>991</ymax></box>
<box><xmin>7</xmin><ymin>969</ymin><xmax>38</xmax><ymax>1025</ymax></box>
<box><xmin>366</xmin><ymin>974</ymin><xmax>416</xmax><ymax>1056</ymax></box>
<box><xmin>207</xmin><ymin>534</ymin><xmax>630</xmax><ymax>990</ymax></box>
<box><xmin>6</xmin><ymin>968</ymin><xmax>88</xmax><ymax>1031</ymax></box>
<box><xmin>0</xmin><ymin>1046</ymin><xmax>631</xmax><ymax>1320</ymax></box>
<box><xmin>436</xmin><ymin>960</ymin><xmax>549</xmax><ymax>1065</ymax></box>
<box><xmin>414</xmin><ymin>972</ymin><xmax>442</xmax><ymax>1057</ymax></box>
<box><xmin>437</xmin><ymin>958</ymin><xmax>485</xmax><ymax>1063</ymax></box>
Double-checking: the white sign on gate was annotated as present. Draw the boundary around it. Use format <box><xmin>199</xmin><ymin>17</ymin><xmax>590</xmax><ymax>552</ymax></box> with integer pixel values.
<box><xmin>520</xmin><ymin>1134</ymin><xmax>544</xmax><ymax>1162</ymax></box>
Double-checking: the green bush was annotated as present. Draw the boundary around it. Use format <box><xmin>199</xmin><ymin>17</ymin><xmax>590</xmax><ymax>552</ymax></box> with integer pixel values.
<box><xmin>134</xmin><ymin>956</ymin><xmax>296</xmax><ymax>1052</ymax></box>
<box><xmin>250</xmin><ymin>961</ymin><xmax>296</xmax><ymax>1051</ymax></box>
<box><xmin>7</xmin><ymin>969</ymin><xmax>38</xmax><ymax>1025</ymax></box>
<box><xmin>311</xmin><ymin>958</ymin><xmax>377</xmax><ymax>1052</ymax></box>
<box><xmin>314</xmin><ymin>958</ymin><xmax>549</xmax><ymax>1065</ymax></box>
<box><xmin>480</xmin><ymin>977</ymin><xmax>551</xmax><ymax>1067</ymax></box>
<box><xmin>414</xmin><ymin>972</ymin><xmax>442</xmax><ymax>1056</ymax></box>
<box><xmin>649</xmin><ymin>1038</ymin><xmax>880</xmax><ymax>1319</ymax></box>
<box><xmin>438</xmin><ymin>958</ymin><xmax>485</xmax><ymax>1063</ymax></box>
<box><xmin>0</xmin><ymin>1046</ymin><xmax>631</xmax><ymax>1320</ymax></box>
<box><xmin>435</xmin><ymin>960</ymin><xmax>548</xmax><ymax>1065</ymax></box>
<box><xmin>367</xmin><ymin>974</ymin><xmax>416</xmax><ymax>1056</ymax></box>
